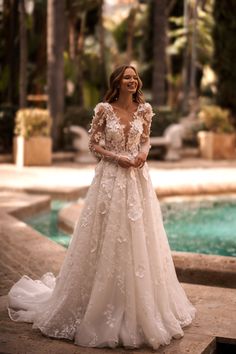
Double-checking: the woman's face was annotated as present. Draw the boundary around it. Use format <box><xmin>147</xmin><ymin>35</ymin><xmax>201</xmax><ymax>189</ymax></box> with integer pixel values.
<box><xmin>119</xmin><ymin>67</ymin><xmax>138</xmax><ymax>95</ymax></box>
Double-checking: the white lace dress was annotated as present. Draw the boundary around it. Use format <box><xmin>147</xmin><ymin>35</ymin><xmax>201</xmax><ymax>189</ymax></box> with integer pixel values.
<box><xmin>7</xmin><ymin>102</ymin><xmax>196</xmax><ymax>349</ymax></box>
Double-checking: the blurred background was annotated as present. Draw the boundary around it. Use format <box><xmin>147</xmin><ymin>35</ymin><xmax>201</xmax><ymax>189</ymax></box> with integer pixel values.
<box><xmin>0</xmin><ymin>0</ymin><xmax>236</xmax><ymax>158</ymax></box>
<box><xmin>1</xmin><ymin>6</ymin><xmax>236</xmax><ymax>340</ymax></box>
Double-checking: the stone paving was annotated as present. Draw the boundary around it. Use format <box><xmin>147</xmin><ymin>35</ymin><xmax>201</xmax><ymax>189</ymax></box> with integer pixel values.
<box><xmin>1</xmin><ymin>159</ymin><xmax>236</xmax><ymax>199</ymax></box>
<box><xmin>1</xmin><ymin>159</ymin><xmax>236</xmax><ymax>353</ymax></box>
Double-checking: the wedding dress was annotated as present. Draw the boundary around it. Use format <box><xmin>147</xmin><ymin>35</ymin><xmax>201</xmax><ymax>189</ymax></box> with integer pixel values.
<box><xmin>8</xmin><ymin>102</ymin><xmax>196</xmax><ymax>350</ymax></box>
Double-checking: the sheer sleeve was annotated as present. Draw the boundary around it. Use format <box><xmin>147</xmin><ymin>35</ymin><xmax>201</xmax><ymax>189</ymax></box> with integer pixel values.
<box><xmin>89</xmin><ymin>103</ymin><xmax>106</xmax><ymax>159</ymax></box>
<box><xmin>140</xmin><ymin>103</ymin><xmax>155</xmax><ymax>155</ymax></box>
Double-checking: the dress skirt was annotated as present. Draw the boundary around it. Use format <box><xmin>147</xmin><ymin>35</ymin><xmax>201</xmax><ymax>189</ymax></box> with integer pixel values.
<box><xmin>8</xmin><ymin>160</ymin><xmax>196</xmax><ymax>349</ymax></box>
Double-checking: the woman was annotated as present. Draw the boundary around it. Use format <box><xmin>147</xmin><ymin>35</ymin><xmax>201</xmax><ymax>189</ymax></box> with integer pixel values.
<box><xmin>8</xmin><ymin>65</ymin><xmax>196</xmax><ymax>350</ymax></box>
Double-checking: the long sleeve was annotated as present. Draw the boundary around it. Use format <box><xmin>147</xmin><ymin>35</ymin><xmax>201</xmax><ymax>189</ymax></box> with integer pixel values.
<box><xmin>140</xmin><ymin>103</ymin><xmax>155</xmax><ymax>155</ymax></box>
<box><xmin>88</xmin><ymin>103</ymin><xmax>106</xmax><ymax>159</ymax></box>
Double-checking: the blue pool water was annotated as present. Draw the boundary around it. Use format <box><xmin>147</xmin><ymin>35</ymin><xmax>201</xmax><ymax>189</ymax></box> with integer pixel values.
<box><xmin>26</xmin><ymin>200</ymin><xmax>236</xmax><ymax>257</ymax></box>
<box><xmin>26</xmin><ymin>201</ymin><xmax>71</xmax><ymax>248</ymax></box>
<box><xmin>163</xmin><ymin>201</ymin><xmax>236</xmax><ymax>257</ymax></box>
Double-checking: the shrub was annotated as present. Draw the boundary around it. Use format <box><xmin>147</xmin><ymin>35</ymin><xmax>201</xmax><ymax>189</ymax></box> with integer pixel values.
<box><xmin>198</xmin><ymin>105</ymin><xmax>235</xmax><ymax>134</ymax></box>
<box><xmin>14</xmin><ymin>108</ymin><xmax>52</xmax><ymax>139</ymax></box>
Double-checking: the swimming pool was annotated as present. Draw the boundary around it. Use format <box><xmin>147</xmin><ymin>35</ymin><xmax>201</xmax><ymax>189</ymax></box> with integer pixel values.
<box><xmin>162</xmin><ymin>198</ymin><xmax>236</xmax><ymax>257</ymax></box>
<box><xmin>25</xmin><ymin>199</ymin><xmax>236</xmax><ymax>257</ymax></box>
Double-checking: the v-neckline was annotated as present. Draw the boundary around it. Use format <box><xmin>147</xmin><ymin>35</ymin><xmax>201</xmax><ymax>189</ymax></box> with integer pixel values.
<box><xmin>108</xmin><ymin>102</ymin><xmax>141</xmax><ymax>138</ymax></box>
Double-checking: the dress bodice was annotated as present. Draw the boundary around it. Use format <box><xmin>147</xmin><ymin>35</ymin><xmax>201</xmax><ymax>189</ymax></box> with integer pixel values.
<box><xmin>89</xmin><ymin>102</ymin><xmax>155</xmax><ymax>158</ymax></box>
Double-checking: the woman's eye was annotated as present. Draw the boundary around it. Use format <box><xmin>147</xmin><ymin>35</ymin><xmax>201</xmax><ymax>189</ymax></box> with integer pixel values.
<box><xmin>124</xmin><ymin>76</ymin><xmax>138</xmax><ymax>80</ymax></box>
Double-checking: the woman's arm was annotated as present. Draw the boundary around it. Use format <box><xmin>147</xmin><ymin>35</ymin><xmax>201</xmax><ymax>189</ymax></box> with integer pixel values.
<box><xmin>89</xmin><ymin>103</ymin><xmax>117</xmax><ymax>162</ymax></box>
<box><xmin>89</xmin><ymin>103</ymin><xmax>134</xmax><ymax>168</ymax></box>
<box><xmin>134</xmin><ymin>103</ymin><xmax>155</xmax><ymax>168</ymax></box>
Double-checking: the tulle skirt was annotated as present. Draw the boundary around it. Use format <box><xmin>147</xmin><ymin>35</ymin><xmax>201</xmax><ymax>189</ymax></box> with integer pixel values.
<box><xmin>8</xmin><ymin>160</ymin><xmax>196</xmax><ymax>349</ymax></box>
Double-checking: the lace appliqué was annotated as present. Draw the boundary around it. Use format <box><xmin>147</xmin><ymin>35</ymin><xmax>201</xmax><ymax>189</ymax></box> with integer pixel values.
<box><xmin>88</xmin><ymin>102</ymin><xmax>155</xmax><ymax>160</ymax></box>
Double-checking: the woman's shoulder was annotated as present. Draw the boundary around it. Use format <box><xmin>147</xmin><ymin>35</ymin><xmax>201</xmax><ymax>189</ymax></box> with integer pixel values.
<box><xmin>139</xmin><ymin>102</ymin><xmax>155</xmax><ymax>116</ymax></box>
<box><xmin>142</xmin><ymin>101</ymin><xmax>153</xmax><ymax>110</ymax></box>
<box><xmin>94</xmin><ymin>101</ymin><xmax>111</xmax><ymax>115</ymax></box>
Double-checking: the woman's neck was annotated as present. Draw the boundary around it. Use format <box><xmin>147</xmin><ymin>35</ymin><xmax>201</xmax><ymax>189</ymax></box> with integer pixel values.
<box><xmin>116</xmin><ymin>92</ymin><xmax>134</xmax><ymax>109</ymax></box>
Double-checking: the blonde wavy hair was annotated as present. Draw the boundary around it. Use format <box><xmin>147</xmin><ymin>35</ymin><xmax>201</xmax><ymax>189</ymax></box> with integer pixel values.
<box><xmin>104</xmin><ymin>65</ymin><xmax>145</xmax><ymax>103</ymax></box>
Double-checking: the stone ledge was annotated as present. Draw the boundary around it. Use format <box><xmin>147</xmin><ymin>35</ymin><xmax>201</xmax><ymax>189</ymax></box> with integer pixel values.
<box><xmin>58</xmin><ymin>200</ymin><xmax>84</xmax><ymax>234</ymax></box>
<box><xmin>173</xmin><ymin>251</ymin><xmax>236</xmax><ymax>289</ymax></box>
<box><xmin>0</xmin><ymin>191</ymin><xmax>51</xmax><ymax>220</ymax></box>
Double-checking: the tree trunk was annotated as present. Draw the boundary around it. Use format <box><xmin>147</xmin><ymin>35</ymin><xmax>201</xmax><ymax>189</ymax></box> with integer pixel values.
<box><xmin>126</xmin><ymin>7</ymin><xmax>137</xmax><ymax>64</ymax></box>
<box><xmin>181</xmin><ymin>0</ymin><xmax>198</xmax><ymax>115</ymax></box>
<box><xmin>76</xmin><ymin>11</ymin><xmax>86</xmax><ymax>106</ymax></box>
<box><xmin>47</xmin><ymin>0</ymin><xmax>65</xmax><ymax>150</ymax></box>
<box><xmin>166</xmin><ymin>0</ymin><xmax>177</xmax><ymax>108</ymax></box>
<box><xmin>19</xmin><ymin>0</ymin><xmax>27</xmax><ymax>108</ymax></box>
<box><xmin>189</xmin><ymin>0</ymin><xmax>198</xmax><ymax>114</ymax></box>
<box><xmin>98</xmin><ymin>0</ymin><xmax>107</xmax><ymax>98</ymax></box>
<box><xmin>68</xmin><ymin>11</ymin><xmax>76</xmax><ymax>60</ymax></box>
<box><xmin>213</xmin><ymin>0</ymin><xmax>236</xmax><ymax>120</ymax></box>
<box><xmin>152</xmin><ymin>0</ymin><xmax>167</xmax><ymax>106</ymax></box>
<box><xmin>181</xmin><ymin>0</ymin><xmax>190</xmax><ymax>113</ymax></box>
<box><xmin>6</xmin><ymin>0</ymin><xmax>18</xmax><ymax>104</ymax></box>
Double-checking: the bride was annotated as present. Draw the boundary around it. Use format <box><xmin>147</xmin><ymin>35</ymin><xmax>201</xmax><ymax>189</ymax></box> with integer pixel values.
<box><xmin>8</xmin><ymin>65</ymin><xmax>196</xmax><ymax>350</ymax></box>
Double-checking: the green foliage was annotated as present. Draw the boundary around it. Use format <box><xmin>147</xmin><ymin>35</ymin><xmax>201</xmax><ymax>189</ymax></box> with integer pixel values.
<box><xmin>63</xmin><ymin>106</ymin><xmax>93</xmax><ymax>149</ymax></box>
<box><xmin>64</xmin><ymin>52</ymin><xmax>78</xmax><ymax>83</ymax></box>
<box><xmin>113</xmin><ymin>19</ymin><xmax>127</xmax><ymax>52</ymax></box>
<box><xmin>168</xmin><ymin>0</ymin><xmax>214</xmax><ymax>68</ymax></box>
<box><xmin>14</xmin><ymin>109</ymin><xmax>52</xmax><ymax>139</ymax></box>
<box><xmin>197</xmin><ymin>3</ymin><xmax>214</xmax><ymax>66</ymax></box>
<box><xmin>213</xmin><ymin>0</ymin><xmax>236</xmax><ymax>117</ymax></box>
<box><xmin>198</xmin><ymin>105</ymin><xmax>235</xmax><ymax>133</ymax></box>
<box><xmin>83</xmin><ymin>81</ymin><xmax>100</xmax><ymax>108</ymax></box>
<box><xmin>112</xmin><ymin>6</ymin><xmax>149</xmax><ymax>61</ymax></box>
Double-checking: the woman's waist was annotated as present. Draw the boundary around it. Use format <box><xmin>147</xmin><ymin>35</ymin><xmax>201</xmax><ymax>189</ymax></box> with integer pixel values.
<box><xmin>104</xmin><ymin>147</ymin><xmax>139</xmax><ymax>158</ymax></box>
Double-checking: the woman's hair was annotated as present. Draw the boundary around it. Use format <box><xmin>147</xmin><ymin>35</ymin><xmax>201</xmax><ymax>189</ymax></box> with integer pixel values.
<box><xmin>104</xmin><ymin>65</ymin><xmax>145</xmax><ymax>103</ymax></box>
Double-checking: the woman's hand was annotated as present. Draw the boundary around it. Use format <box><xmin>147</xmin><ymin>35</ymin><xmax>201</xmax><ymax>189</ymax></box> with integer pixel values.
<box><xmin>133</xmin><ymin>152</ymin><xmax>147</xmax><ymax>168</ymax></box>
<box><xmin>117</xmin><ymin>155</ymin><xmax>135</xmax><ymax>168</ymax></box>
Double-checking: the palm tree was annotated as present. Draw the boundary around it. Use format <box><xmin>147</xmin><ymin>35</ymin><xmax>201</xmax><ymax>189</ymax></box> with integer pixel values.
<box><xmin>47</xmin><ymin>0</ymin><xmax>65</xmax><ymax>149</ymax></box>
<box><xmin>126</xmin><ymin>7</ymin><xmax>137</xmax><ymax>64</ymax></box>
<box><xmin>152</xmin><ymin>0</ymin><xmax>167</xmax><ymax>106</ymax></box>
<box><xmin>213</xmin><ymin>0</ymin><xmax>236</xmax><ymax>119</ymax></box>
<box><xmin>98</xmin><ymin>0</ymin><xmax>107</xmax><ymax>97</ymax></box>
<box><xmin>67</xmin><ymin>0</ymin><xmax>102</xmax><ymax>104</ymax></box>
<box><xmin>19</xmin><ymin>0</ymin><xmax>27</xmax><ymax>108</ymax></box>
